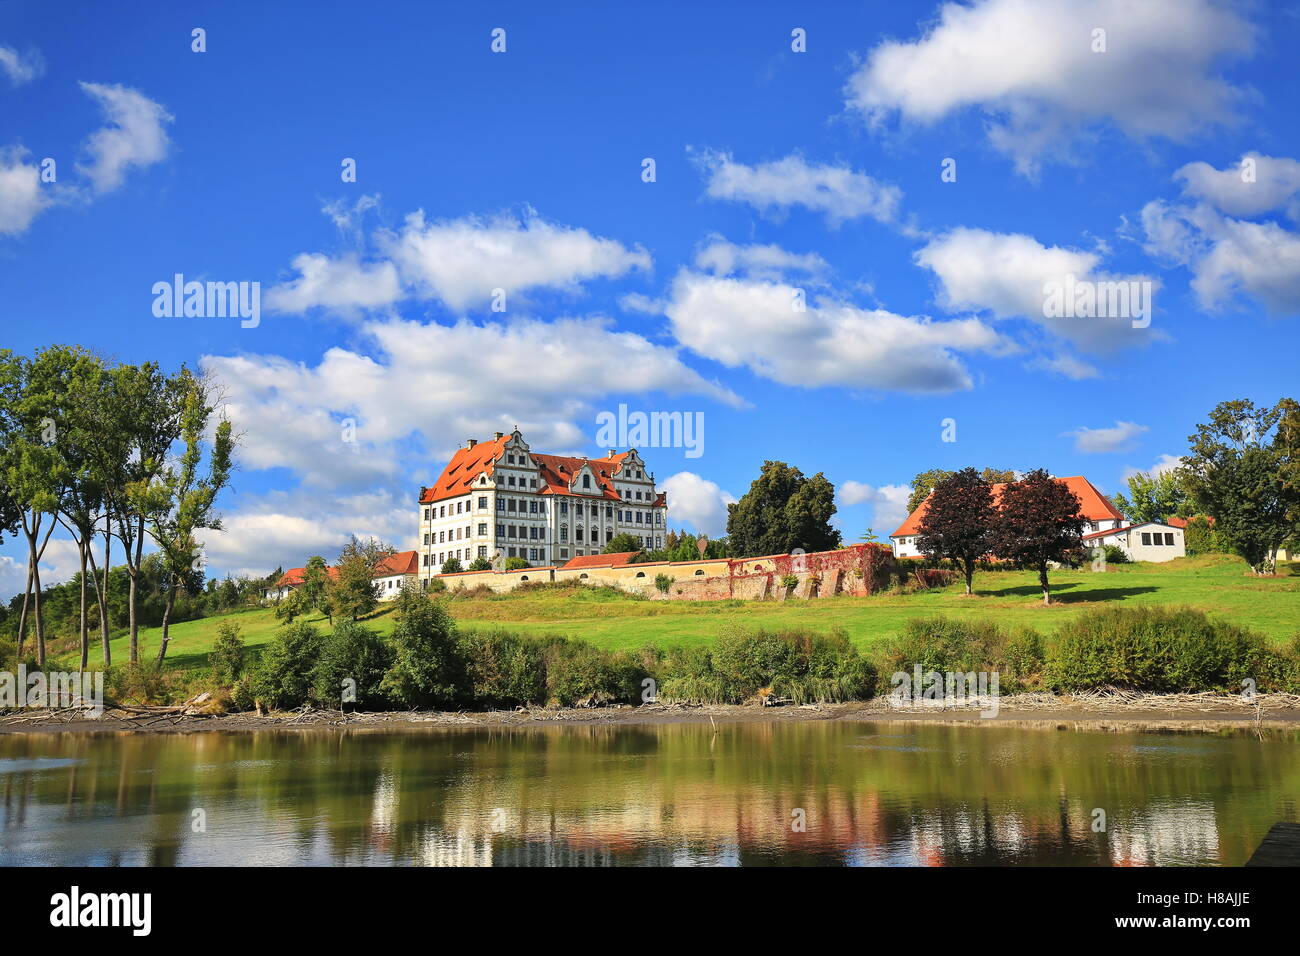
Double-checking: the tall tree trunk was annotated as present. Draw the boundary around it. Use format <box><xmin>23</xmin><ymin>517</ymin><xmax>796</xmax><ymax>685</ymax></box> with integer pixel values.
<box><xmin>129</xmin><ymin>514</ymin><xmax>145</xmax><ymax>664</ymax></box>
<box><xmin>156</xmin><ymin>575</ymin><xmax>175</xmax><ymax>665</ymax></box>
<box><xmin>100</xmin><ymin>518</ymin><xmax>112</xmax><ymax>667</ymax></box>
<box><xmin>31</xmin><ymin>552</ymin><xmax>45</xmax><ymax>668</ymax></box>
<box><xmin>87</xmin><ymin>532</ymin><xmax>112</xmax><ymax>669</ymax></box>
<box><xmin>1039</xmin><ymin>563</ymin><xmax>1051</xmax><ymax>606</ymax></box>
<box><xmin>15</xmin><ymin>561</ymin><xmax>32</xmax><ymax>660</ymax></box>
<box><xmin>78</xmin><ymin>543</ymin><xmax>89</xmax><ymax>672</ymax></box>
<box><xmin>22</xmin><ymin>513</ymin><xmax>48</xmax><ymax>668</ymax></box>
<box><xmin>963</xmin><ymin>558</ymin><xmax>974</xmax><ymax>595</ymax></box>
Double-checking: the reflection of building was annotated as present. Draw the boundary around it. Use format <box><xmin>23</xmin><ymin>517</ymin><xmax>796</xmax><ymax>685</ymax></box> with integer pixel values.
<box><xmin>1107</xmin><ymin>804</ymin><xmax>1221</xmax><ymax>866</ymax></box>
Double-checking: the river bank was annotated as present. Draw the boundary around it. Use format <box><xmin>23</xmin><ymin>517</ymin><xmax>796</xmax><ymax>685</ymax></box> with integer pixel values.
<box><xmin>3</xmin><ymin>691</ymin><xmax>1299</xmax><ymax>735</ymax></box>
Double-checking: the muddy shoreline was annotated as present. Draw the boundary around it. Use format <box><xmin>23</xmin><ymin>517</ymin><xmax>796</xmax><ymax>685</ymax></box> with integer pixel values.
<box><xmin>3</xmin><ymin>693</ymin><xmax>1298</xmax><ymax>736</ymax></box>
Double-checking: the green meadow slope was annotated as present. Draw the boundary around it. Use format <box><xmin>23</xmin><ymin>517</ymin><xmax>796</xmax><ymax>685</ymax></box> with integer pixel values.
<box><xmin>54</xmin><ymin>555</ymin><xmax>1300</xmax><ymax>673</ymax></box>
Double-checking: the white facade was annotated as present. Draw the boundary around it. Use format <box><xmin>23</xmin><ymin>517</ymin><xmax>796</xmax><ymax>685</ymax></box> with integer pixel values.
<box><xmin>418</xmin><ymin>430</ymin><xmax>668</xmax><ymax>580</ymax></box>
<box><xmin>1085</xmin><ymin>522</ymin><xmax>1186</xmax><ymax>563</ymax></box>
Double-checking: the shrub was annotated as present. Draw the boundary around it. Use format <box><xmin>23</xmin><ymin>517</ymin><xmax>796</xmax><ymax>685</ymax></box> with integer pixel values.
<box><xmin>427</xmin><ymin>578</ymin><xmax>447</xmax><ymax>594</ymax></box>
<box><xmin>382</xmin><ymin>599</ymin><xmax>466</xmax><ymax>708</ymax></box>
<box><xmin>1102</xmin><ymin>544</ymin><xmax>1130</xmax><ymax>564</ymax></box>
<box><xmin>208</xmin><ymin>622</ymin><xmax>246</xmax><ymax>685</ymax></box>
<box><xmin>505</xmin><ymin>557</ymin><xmax>530</xmax><ymax>571</ymax></box>
<box><xmin>468</xmin><ymin>556</ymin><xmax>492</xmax><ymax>571</ymax></box>
<box><xmin>313</xmin><ymin>621</ymin><xmax>394</xmax><ymax>709</ymax></box>
<box><xmin>441</xmin><ymin>557</ymin><xmax>464</xmax><ymax>574</ymax></box>
<box><xmin>461</xmin><ymin>629</ymin><xmax>547</xmax><ymax>708</ymax></box>
<box><xmin>1047</xmin><ymin>606</ymin><xmax>1296</xmax><ymax>694</ymax></box>
<box><xmin>106</xmin><ymin>661</ymin><xmax>172</xmax><ymax>706</ymax></box>
<box><xmin>780</xmin><ymin>574</ymin><xmax>799</xmax><ymax>591</ymax></box>
<box><xmin>659</xmin><ymin>628</ymin><xmax>875</xmax><ymax>704</ymax></box>
<box><xmin>654</xmin><ymin>573</ymin><xmax>672</xmax><ymax>594</ymax></box>
<box><xmin>872</xmin><ymin>617</ymin><xmax>1044</xmax><ymax>693</ymax></box>
<box><xmin>539</xmin><ymin>636</ymin><xmax>648</xmax><ymax>707</ymax></box>
<box><xmin>253</xmin><ymin>621</ymin><xmax>323</xmax><ymax>710</ymax></box>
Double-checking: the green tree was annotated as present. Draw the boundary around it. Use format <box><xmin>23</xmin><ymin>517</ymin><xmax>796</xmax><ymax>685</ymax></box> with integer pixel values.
<box><xmin>301</xmin><ymin>556</ymin><xmax>331</xmax><ymax>622</ymax></box>
<box><xmin>0</xmin><ymin>347</ymin><xmax>82</xmax><ymax>666</ymax></box>
<box><xmin>313</xmin><ymin>621</ymin><xmax>394</xmax><ymax>709</ymax></box>
<box><xmin>726</xmin><ymin>461</ymin><xmax>840</xmax><ymax>557</ymax></box>
<box><xmin>908</xmin><ymin>467</ymin><xmax>1015</xmax><ymax>515</ymax></box>
<box><xmin>916</xmin><ymin>468</ymin><xmax>996</xmax><ymax>595</ymax></box>
<box><xmin>328</xmin><ymin>536</ymin><xmax>391</xmax><ymax>621</ymax></box>
<box><xmin>382</xmin><ymin>597</ymin><xmax>465</xmax><ymax>708</ymax></box>
<box><xmin>208</xmin><ymin>621</ymin><xmax>246</xmax><ymax>685</ymax></box>
<box><xmin>144</xmin><ymin>375</ymin><xmax>235</xmax><ymax>663</ymax></box>
<box><xmin>907</xmin><ymin>469</ymin><xmax>954</xmax><ymax>514</ymax></box>
<box><xmin>992</xmin><ymin>469</ymin><xmax>1086</xmax><ymax>605</ymax></box>
<box><xmin>467</xmin><ymin>556</ymin><xmax>492</xmax><ymax>571</ymax></box>
<box><xmin>604</xmin><ymin>532</ymin><xmax>642</xmax><ymax>554</ymax></box>
<box><xmin>1110</xmin><ymin>468</ymin><xmax>1189</xmax><ymax>524</ymax></box>
<box><xmin>1182</xmin><ymin>398</ymin><xmax>1299</xmax><ymax>574</ymax></box>
<box><xmin>440</xmin><ymin>556</ymin><xmax>464</xmax><ymax>574</ymax></box>
<box><xmin>101</xmin><ymin>361</ymin><xmax>195</xmax><ymax>662</ymax></box>
<box><xmin>504</xmin><ymin>556</ymin><xmax>529</xmax><ymax>570</ymax></box>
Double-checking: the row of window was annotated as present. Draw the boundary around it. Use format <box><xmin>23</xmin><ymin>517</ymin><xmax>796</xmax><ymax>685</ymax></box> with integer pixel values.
<box><xmin>424</xmin><ymin>525</ymin><xmax>474</xmax><ymax>545</ymax></box>
<box><xmin>423</xmin><ymin>491</ymin><xmax>661</xmax><ymax>524</ymax></box>
<box><xmin>1140</xmin><ymin>532</ymin><xmax>1177</xmax><ymax>546</ymax></box>
<box><xmin>418</xmin><ymin>535</ymin><xmax>667</xmax><ymax>572</ymax></box>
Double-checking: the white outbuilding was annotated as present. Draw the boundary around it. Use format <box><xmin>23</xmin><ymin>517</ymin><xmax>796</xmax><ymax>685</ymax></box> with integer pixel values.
<box><xmin>1083</xmin><ymin>521</ymin><xmax>1186</xmax><ymax>563</ymax></box>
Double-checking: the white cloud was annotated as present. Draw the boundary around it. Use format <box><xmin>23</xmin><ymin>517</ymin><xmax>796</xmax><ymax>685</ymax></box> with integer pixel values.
<box><xmin>661</xmin><ymin>472</ymin><xmax>736</xmax><ymax>537</ymax></box>
<box><xmin>665</xmin><ymin>269</ymin><xmax>1010</xmax><ymax>393</ymax></box>
<box><xmin>838</xmin><ymin>481</ymin><xmax>911</xmax><ymax>535</ymax></box>
<box><xmin>268</xmin><ymin>209</ymin><xmax>652</xmax><ymax>314</ymax></box>
<box><xmin>916</xmin><ymin>226</ymin><xmax>1160</xmax><ymax>352</ymax></box>
<box><xmin>1065</xmin><ymin>420</ymin><xmax>1148</xmax><ymax>453</ymax></box>
<box><xmin>846</xmin><ymin>0</ymin><xmax>1254</xmax><ymax>175</ymax></box>
<box><xmin>1027</xmin><ymin>353</ymin><xmax>1100</xmax><ymax>380</ymax></box>
<box><xmin>265</xmin><ymin>253</ymin><xmax>402</xmax><ymax>314</ymax></box>
<box><xmin>1141</xmin><ymin>199</ymin><xmax>1300</xmax><ymax>315</ymax></box>
<box><xmin>1122</xmin><ymin>453</ymin><xmax>1184</xmax><ymax>482</ymax></box>
<box><xmin>0</xmin><ymin>147</ymin><xmax>51</xmax><ymax>235</ymax></box>
<box><xmin>202</xmin><ymin>314</ymin><xmax>740</xmax><ymax>491</ymax></box>
<box><xmin>0</xmin><ymin>46</ymin><xmax>42</xmax><ymax>86</ymax></box>
<box><xmin>694</xmin><ymin>150</ymin><xmax>901</xmax><ymax>226</ymax></box>
<box><xmin>0</xmin><ymin>538</ymin><xmax>85</xmax><ymax>602</ymax></box>
<box><xmin>693</xmin><ymin>239</ymin><xmax>828</xmax><ymax>280</ymax></box>
<box><xmin>1175</xmin><ymin>153</ymin><xmax>1300</xmax><ymax>220</ymax></box>
<box><xmin>198</xmin><ymin>488</ymin><xmax>414</xmax><ymax>578</ymax></box>
<box><xmin>76</xmin><ymin>82</ymin><xmax>173</xmax><ymax>194</ymax></box>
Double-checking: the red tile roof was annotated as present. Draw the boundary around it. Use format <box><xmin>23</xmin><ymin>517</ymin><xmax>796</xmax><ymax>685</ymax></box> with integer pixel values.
<box><xmin>560</xmin><ymin>551</ymin><xmax>638</xmax><ymax>571</ymax></box>
<box><xmin>374</xmin><ymin>550</ymin><xmax>419</xmax><ymax>576</ymax></box>
<box><xmin>891</xmin><ymin>476</ymin><xmax>1124</xmax><ymax>538</ymax></box>
<box><xmin>419</xmin><ymin>435</ymin><xmax>512</xmax><ymax>504</ymax></box>
<box><xmin>1166</xmin><ymin>515</ymin><xmax>1214</xmax><ymax>529</ymax></box>
<box><xmin>275</xmin><ymin>551</ymin><xmax>418</xmax><ymax>587</ymax></box>
<box><xmin>418</xmin><ymin>436</ymin><xmax>660</xmax><ymax>504</ymax></box>
<box><xmin>274</xmin><ymin>565</ymin><xmax>340</xmax><ymax>588</ymax></box>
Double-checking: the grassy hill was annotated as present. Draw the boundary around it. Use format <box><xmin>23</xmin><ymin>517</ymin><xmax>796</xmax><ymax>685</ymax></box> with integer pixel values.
<box><xmin>52</xmin><ymin>554</ymin><xmax>1300</xmax><ymax>674</ymax></box>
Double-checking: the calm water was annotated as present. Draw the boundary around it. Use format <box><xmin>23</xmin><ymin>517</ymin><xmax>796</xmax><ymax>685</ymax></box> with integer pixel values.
<box><xmin>1</xmin><ymin>722</ymin><xmax>1296</xmax><ymax>866</ymax></box>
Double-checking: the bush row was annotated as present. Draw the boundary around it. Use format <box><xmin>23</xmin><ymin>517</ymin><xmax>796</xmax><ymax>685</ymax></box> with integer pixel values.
<box><xmin>226</xmin><ymin>595</ymin><xmax>877</xmax><ymax>712</ymax></box>
<box><xmin>875</xmin><ymin>607</ymin><xmax>1300</xmax><ymax>695</ymax></box>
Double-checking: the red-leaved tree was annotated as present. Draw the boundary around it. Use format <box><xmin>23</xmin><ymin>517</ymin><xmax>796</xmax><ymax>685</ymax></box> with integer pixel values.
<box><xmin>916</xmin><ymin>467</ymin><xmax>996</xmax><ymax>595</ymax></box>
<box><xmin>992</xmin><ymin>469</ymin><xmax>1086</xmax><ymax>605</ymax></box>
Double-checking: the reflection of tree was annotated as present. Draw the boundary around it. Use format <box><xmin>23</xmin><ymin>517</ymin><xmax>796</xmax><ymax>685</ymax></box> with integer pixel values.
<box><xmin>2</xmin><ymin>723</ymin><xmax>1297</xmax><ymax>865</ymax></box>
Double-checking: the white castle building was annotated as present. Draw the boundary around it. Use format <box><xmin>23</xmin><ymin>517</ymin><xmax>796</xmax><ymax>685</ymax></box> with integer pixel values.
<box><xmin>417</xmin><ymin>428</ymin><xmax>667</xmax><ymax>578</ymax></box>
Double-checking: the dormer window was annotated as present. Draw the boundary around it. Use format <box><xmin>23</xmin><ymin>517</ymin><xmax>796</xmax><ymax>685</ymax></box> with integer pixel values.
<box><xmin>582</xmin><ymin>475</ymin><xmax>591</xmax><ymax>489</ymax></box>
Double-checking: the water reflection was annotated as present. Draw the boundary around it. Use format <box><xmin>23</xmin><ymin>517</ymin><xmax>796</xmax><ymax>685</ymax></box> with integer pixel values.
<box><xmin>1</xmin><ymin>722</ymin><xmax>1296</xmax><ymax>866</ymax></box>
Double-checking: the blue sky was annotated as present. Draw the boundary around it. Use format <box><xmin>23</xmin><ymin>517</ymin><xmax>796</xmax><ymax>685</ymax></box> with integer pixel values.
<box><xmin>2</xmin><ymin>0</ymin><xmax>1299</xmax><ymax>589</ymax></box>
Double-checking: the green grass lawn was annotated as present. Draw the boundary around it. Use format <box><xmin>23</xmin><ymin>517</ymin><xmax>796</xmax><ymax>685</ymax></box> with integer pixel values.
<box><xmin>55</xmin><ymin>554</ymin><xmax>1300</xmax><ymax>673</ymax></box>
